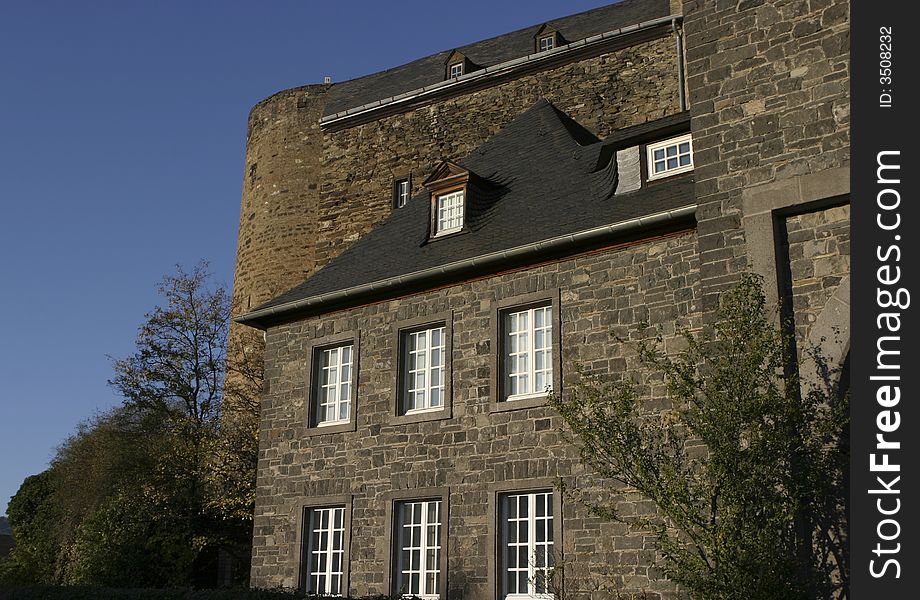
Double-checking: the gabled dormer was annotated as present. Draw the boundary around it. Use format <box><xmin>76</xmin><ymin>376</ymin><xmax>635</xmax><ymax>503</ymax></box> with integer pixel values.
<box><xmin>534</xmin><ymin>24</ymin><xmax>565</xmax><ymax>53</ymax></box>
<box><xmin>444</xmin><ymin>50</ymin><xmax>477</xmax><ymax>80</ymax></box>
<box><xmin>424</xmin><ymin>161</ymin><xmax>470</xmax><ymax>238</ymax></box>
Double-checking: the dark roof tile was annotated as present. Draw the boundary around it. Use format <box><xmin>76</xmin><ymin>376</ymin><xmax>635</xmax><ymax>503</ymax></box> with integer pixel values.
<box><xmin>324</xmin><ymin>0</ymin><xmax>672</xmax><ymax>116</ymax></box>
<box><xmin>248</xmin><ymin>100</ymin><xmax>694</xmax><ymax>323</ymax></box>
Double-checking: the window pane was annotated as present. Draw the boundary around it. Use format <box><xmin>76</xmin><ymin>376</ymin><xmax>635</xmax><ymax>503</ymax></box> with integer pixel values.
<box><xmin>506</xmin><ymin>569</ymin><xmax>518</xmax><ymax>593</ymax></box>
<box><xmin>305</xmin><ymin>507</ymin><xmax>345</xmax><ymax>595</ymax></box>
<box><xmin>396</xmin><ymin>500</ymin><xmax>440</xmax><ymax>596</ymax></box>
<box><xmin>649</xmin><ymin>136</ymin><xmax>694</xmax><ymax>179</ymax></box>
<box><xmin>402</xmin><ymin>326</ymin><xmax>447</xmax><ymax>412</ymax></box>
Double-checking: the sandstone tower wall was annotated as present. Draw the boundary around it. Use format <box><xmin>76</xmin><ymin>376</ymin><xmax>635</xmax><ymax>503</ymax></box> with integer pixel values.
<box><xmin>231</xmin><ymin>84</ymin><xmax>329</xmax><ymax>321</ymax></box>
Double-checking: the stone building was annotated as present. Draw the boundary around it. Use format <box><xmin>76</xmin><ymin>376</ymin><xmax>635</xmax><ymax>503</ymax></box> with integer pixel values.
<box><xmin>231</xmin><ymin>0</ymin><xmax>849</xmax><ymax>597</ymax></box>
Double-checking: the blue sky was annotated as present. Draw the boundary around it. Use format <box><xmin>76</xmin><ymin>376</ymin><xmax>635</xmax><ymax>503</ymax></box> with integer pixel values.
<box><xmin>0</xmin><ymin>0</ymin><xmax>616</xmax><ymax>516</ymax></box>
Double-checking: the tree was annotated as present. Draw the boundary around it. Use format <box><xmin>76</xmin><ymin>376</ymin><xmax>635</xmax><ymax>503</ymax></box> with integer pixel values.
<box><xmin>550</xmin><ymin>274</ymin><xmax>848</xmax><ymax>599</ymax></box>
<box><xmin>0</xmin><ymin>471</ymin><xmax>61</xmax><ymax>584</ymax></box>
<box><xmin>1</xmin><ymin>263</ymin><xmax>260</xmax><ymax>588</ymax></box>
<box><xmin>107</xmin><ymin>261</ymin><xmax>257</xmax><ymax>585</ymax></box>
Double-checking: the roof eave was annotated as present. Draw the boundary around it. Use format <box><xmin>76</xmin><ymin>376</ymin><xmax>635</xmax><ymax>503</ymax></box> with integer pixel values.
<box><xmin>319</xmin><ymin>15</ymin><xmax>681</xmax><ymax>131</ymax></box>
<box><xmin>235</xmin><ymin>203</ymin><xmax>697</xmax><ymax>330</ymax></box>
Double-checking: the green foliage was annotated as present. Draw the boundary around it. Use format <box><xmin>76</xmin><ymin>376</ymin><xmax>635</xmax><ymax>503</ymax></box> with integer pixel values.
<box><xmin>1</xmin><ymin>263</ymin><xmax>260</xmax><ymax>588</ymax></box>
<box><xmin>1</xmin><ymin>472</ymin><xmax>62</xmax><ymax>584</ymax></box>
<box><xmin>550</xmin><ymin>274</ymin><xmax>848</xmax><ymax>599</ymax></box>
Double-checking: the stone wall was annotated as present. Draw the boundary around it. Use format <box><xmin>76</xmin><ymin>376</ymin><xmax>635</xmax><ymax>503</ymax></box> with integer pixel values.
<box><xmin>784</xmin><ymin>203</ymin><xmax>850</xmax><ymax>354</ymax></box>
<box><xmin>313</xmin><ymin>34</ymin><xmax>683</xmax><ymax>271</ymax></box>
<box><xmin>232</xmin><ymin>85</ymin><xmax>329</xmax><ymax>318</ymax></box>
<box><xmin>250</xmin><ymin>230</ymin><xmax>701</xmax><ymax>599</ymax></box>
<box><xmin>682</xmin><ymin>0</ymin><xmax>850</xmax><ymax>312</ymax></box>
<box><xmin>232</xmin><ymin>33</ymin><xmax>685</xmax><ymax>323</ymax></box>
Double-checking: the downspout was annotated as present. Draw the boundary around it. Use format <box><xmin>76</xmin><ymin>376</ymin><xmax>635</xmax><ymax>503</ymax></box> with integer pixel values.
<box><xmin>673</xmin><ymin>18</ymin><xmax>687</xmax><ymax>111</ymax></box>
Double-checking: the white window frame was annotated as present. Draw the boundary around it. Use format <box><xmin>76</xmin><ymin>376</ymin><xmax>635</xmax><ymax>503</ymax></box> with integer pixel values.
<box><xmin>503</xmin><ymin>305</ymin><xmax>553</xmax><ymax>401</ymax></box>
<box><xmin>304</xmin><ymin>506</ymin><xmax>346</xmax><ymax>596</ymax></box>
<box><xmin>646</xmin><ymin>133</ymin><xmax>694</xmax><ymax>180</ymax></box>
<box><xmin>395</xmin><ymin>178</ymin><xmax>410</xmax><ymax>208</ymax></box>
<box><xmin>315</xmin><ymin>344</ymin><xmax>353</xmax><ymax>426</ymax></box>
<box><xmin>538</xmin><ymin>35</ymin><xmax>555</xmax><ymax>52</ymax></box>
<box><xmin>434</xmin><ymin>190</ymin><xmax>464</xmax><ymax>236</ymax></box>
<box><xmin>501</xmin><ymin>492</ymin><xmax>554</xmax><ymax>600</ymax></box>
<box><xmin>403</xmin><ymin>326</ymin><xmax>446</xmax><ymax>414</ymax></box>
<box><xmin>449</xmin><ymin>62</ymin><xmax>464</xmax><ymax>78</ymax></box>
<box><xmin>395</xmin><ymin>499</ymin><xmax>442</xmax><ymax>599</ymax></box>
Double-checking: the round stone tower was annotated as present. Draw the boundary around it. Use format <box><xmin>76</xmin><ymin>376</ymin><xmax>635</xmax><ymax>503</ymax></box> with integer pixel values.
<box><xmin>231</xmin><ymin>84</ymin><xmax>329</xmax><ymax>321</ymax></box>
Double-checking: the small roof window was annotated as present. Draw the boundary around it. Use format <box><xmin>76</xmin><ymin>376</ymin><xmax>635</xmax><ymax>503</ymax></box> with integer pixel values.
<box><xmin>435</xmin><ymin>190</ymin><xmax>465</xmax><ymax>235</ymax></box>
<box><xmin>424</xmin><ymin>161</ymin><xmax>471</xmax><ymax>238</ymax></box>
<box><xmin>647</xmin><ymin>134</ymin><xmax>694</xmax><ymax>180</ymax></box>
<box><xmin>534</xmin><ymin>24</ymin><xmax>564</xmax><ymax>53</ymax></box>
<box><xmin>393</xmin><ymin>177</ymin><xmax>411</xmax><ymax>209</ymax></box>
<box><xmin>444</xmin><ymin>50</ymin><xmax>477</xmax><ymax>80</ymax></box>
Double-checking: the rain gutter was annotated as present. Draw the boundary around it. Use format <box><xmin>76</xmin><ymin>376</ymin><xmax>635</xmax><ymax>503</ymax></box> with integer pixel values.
<box><xmin>236</xmin><ymin>204</ymin><xmax>697</xmax><ymax>329</ymax></box>
<box><xmin>320</xmin><ymin>15</ymin><xmax>683</xmax><ymax>131</ymax></box>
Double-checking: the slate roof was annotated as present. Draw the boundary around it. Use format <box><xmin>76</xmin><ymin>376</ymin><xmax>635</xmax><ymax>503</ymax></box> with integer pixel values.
<box><xmin>323</xmin><ymin>0</ymin><xmax>672</xmax><ymax>117</ymax></box>
<box><xmin>241</xmin><ymin>100</ymin><xmax>695</xmax><ymax>327</ymax></box>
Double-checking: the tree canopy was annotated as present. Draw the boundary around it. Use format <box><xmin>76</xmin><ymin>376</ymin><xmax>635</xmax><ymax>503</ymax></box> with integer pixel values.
<box><xmin>551</xmin><ymin>274</ymin><xmax>849</xmax><ymax>599</ymax></box>
<box><xmin>1</xmin><ymin>263</ymin><xmax>260</xmax><ymax>587</ymax></box>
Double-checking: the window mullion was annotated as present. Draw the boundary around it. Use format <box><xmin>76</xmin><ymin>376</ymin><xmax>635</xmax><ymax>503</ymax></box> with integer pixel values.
<box><xmin>528</xmin><ymin>309</ymin><xmax>537</xmax><ymax>395</ymax></box>
<box><xmin>424</xmin><ymin>333</ymin><xmax>432</xmax><ymax>410</ymax></box>
<box><xmin>338</xmin><ymin>352</ymin><xmax>344</xmax><ymax>420</ymax></box>
<box><xmin>333</xmin><ymin>353</ymin><xmax>341</xmax><ymax>421</ymax></box>
<box><xmin>420</xmin><ymin>501</ymin><xmax>430</xmax><ymax>594</ymax></box>
<box><xmin>429</xmin><ymin>339</ymin><xmax>435</xmax><ymax>410</ymax></box>
<box><xmin>528</xmin><ymin>493</ymin><xmax>537</xmax><ymax>596</ymax></box>
<box><xmin>325</xmin><ymin>511</ymin><xmax>335</xmax><ymax>594</ymax></box>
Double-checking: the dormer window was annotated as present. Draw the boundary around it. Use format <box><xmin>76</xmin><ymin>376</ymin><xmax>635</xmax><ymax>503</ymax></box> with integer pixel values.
<box><xmin>534</xmin><ymin>25</ymin><xmax>563</xmax><ymax>53</ymax></box>
<box><xmin>424</xmin><ymin>160</ymin><xmax>471</xmax><ymax>239</ymax></box>
<box><xmin>435</xmin><ymin>190</ymin><xmax>464</xmax><ymax>235</ymax></box>
<box><xmin>646</xmin><ymin>134</ymin><xmax>694</xmax><ymax>180</ymax></box>
<box><xmin>445</xmin><ymin>50</ymin><xmax>476</xmax><ymax>80</ymax></box>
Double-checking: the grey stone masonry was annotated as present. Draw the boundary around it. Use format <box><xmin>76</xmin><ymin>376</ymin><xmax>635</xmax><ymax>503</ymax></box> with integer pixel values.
<box><xmin>251</xmin><ymin>230</ymin><xmax>701</xmax><ymax>599</ymax></box>
<box><xmin>682</xmin><ymin>0</ymin><xmax>849</xmax><ymax>314</ymax></box>
<box><xmin>785</xmin><ymin>203</ymin><xmax>850</xmax><ymax>355</ymax></box>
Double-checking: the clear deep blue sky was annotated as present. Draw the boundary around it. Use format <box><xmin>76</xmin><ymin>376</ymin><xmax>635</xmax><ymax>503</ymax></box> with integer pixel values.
<box><xmin>0</xmin><ymin>0</ymin><xmax>616</xmax><ymax>516</ymax></box>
